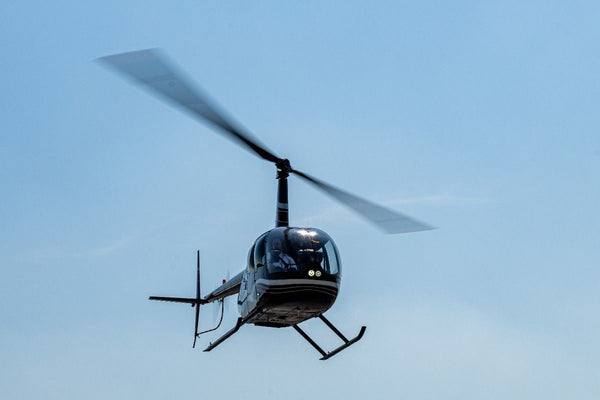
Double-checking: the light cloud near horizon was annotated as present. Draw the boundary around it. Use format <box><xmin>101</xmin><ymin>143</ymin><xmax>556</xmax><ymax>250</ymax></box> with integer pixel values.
<box><xmin>1</xmin><ymin>299</ymin><xmax>597</xmax><ymax>400</ymax></box>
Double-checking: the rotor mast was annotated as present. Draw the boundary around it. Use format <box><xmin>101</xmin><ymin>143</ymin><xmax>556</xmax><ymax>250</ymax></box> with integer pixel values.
<box><xmin>276</xmin><ymin>159</ymin><xmax>291</xmax><ymax>227</ymax></box>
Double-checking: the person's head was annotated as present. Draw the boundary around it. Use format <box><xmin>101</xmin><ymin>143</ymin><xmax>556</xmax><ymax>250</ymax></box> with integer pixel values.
<box><xmin>271</xmin><ymin>238</ymin><xmax>282</xmax><ymax>252</ymax></box>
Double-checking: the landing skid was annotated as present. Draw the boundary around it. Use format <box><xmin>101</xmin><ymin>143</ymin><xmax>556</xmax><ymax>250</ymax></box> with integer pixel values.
<box><xmin>294</xmin><ymin>315</ymin><xmax>366</xmax><ymax>360</ymax></box>
<box><xmin>203</xmin><ymin>312</ymin><xmax>365</xmax><ymax>360</ymax></box>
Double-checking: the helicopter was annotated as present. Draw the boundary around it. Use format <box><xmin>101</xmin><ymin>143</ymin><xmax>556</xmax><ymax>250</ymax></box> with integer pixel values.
<box><xmin>98</xmin><ymin>49</ymin><xmax>433</xmax><ymax>360</ymax></box>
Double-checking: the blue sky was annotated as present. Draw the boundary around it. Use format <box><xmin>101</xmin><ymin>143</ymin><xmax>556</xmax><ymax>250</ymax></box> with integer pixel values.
<box><xmin>1</xmin><ymin>1</ymin><xmax>599</xmax><ymax>399</ymax></box>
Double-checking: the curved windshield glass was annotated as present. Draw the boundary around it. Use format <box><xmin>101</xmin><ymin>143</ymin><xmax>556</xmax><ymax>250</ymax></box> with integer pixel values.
<box><xmin>265</xmin><ymin>228</ymin><xmax>341</xmax><ymax>276</ymax></box>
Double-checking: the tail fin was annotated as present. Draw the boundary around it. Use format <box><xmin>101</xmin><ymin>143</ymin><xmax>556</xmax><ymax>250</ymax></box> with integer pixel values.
<box><xmin>148</xmin><ymin>250</ymin><xmax>229</xmax><ymax>348</ymax></box>
<box><xmin>148</xmin><ymin>250</ymin><xmax>205</xmax><ymax>348</ymax></box>
<box><xmin>193</xmin><ymin>250</ymin><xmax>201</xmax><ymax>348</ymax></box>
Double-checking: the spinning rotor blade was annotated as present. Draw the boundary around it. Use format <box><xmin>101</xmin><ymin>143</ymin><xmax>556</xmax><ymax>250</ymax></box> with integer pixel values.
<box><xmin>96</xmin><ymin>49</ymin><xmax>282</xmax><ymax>164</ymax></box>
<box><xmin>292</xmin><ymin>170</ymin><xmax>434</xmax><ymax>234</ymax></box>
<box><xmin>98</xmin><ymin>49</ymin><xmax>433</xmax><ymax>234</ymax></box>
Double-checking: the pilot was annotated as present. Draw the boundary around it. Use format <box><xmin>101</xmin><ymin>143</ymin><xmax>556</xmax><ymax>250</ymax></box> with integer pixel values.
<box><xmin>269</xmin><ymin>238</ymin><xmax>297</xmax><ymax>271</ymax></box>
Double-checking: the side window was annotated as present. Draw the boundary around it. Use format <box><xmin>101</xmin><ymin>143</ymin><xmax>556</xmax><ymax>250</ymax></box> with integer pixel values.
<box><xmin>247</xmin><ymin>244</ymin><xmax>255</xmax><ymax>271</ymax></box>
<box><xmin>323</xmin><ymin>240</ymin><xmax>340</xmax><ymax>275</ymax></box>
<box><xmin>253</xmin><ymin>234</ymin><xmax>267</xmax><ymax>268</ymax></box>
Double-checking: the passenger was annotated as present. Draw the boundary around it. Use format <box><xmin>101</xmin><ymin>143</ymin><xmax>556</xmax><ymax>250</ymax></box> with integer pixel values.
<box><xmin>269</xmin><ymin>238</ymin><xmax>297</xmax><ymax>271</ymax></box>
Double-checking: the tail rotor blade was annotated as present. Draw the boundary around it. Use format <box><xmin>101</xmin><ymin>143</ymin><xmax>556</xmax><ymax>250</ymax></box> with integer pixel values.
<box><xmin>212</xmin><ymin>299</ymin><xmax>223</xmax><ymax>324</ymax></box>
<box><xmin>224</xmin><ymin>270</ymin><xmax>234</xmax><ymax>314</ymax></box>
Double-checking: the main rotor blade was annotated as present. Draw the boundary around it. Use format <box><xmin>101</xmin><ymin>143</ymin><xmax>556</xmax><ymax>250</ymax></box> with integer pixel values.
<box><xmin>97</xmin><ymin>49</ymin><xmax>282</xmax><ymax>164</ymax></box>
<box><xmin>291</xmin><ymin>170</ymin><xmax>434</xmax><ymax>234</ymax></box>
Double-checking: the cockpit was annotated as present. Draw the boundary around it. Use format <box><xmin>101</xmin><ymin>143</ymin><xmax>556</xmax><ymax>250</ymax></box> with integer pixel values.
<box><xmin>249</xmin><ymin>227</ymin><xmax>341</xmax><ymax>278</ymax></box>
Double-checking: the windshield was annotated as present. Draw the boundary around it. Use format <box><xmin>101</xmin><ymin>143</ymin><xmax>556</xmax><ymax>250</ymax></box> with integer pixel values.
<box><xmin>265</xmin><ymin>228</ymin><xmax>340</xmax><ymax>277</ymax></box>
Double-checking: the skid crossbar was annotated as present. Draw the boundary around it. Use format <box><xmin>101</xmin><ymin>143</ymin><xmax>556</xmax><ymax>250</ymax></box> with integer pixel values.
<box><xmin>294</xmin><ymin>315</ymin><xmax>366</xmax><ymax>360</ymax></box>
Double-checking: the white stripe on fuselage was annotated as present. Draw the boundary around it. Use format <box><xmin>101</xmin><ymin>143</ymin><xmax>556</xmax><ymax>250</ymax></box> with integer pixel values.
<box><xmin>255</xmin><ymin>278</ymin><xmax>339</xmax><ymax>288</ymax></box>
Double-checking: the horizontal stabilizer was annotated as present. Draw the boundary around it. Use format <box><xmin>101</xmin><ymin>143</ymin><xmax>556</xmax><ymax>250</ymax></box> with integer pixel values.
<box><xmin>149</xmin><ymin>296</ymin><xmax>207</xmax><ymax>304</ymax></box>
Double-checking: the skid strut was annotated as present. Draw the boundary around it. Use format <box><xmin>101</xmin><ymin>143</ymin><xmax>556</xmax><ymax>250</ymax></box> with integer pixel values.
<box><xmin>203</xmin><ymin>308</ymin><xmax>260</xmax><ymax>352</ymax></box>
<box><xmin>294</xmin><ymin>314</ymin><xmax>366</xmax><ymax>360</ymax></box>
<box><xmin>203</xmin><ymin>317</ymin><xmax>243</xmax><ymax>352</ymax></box>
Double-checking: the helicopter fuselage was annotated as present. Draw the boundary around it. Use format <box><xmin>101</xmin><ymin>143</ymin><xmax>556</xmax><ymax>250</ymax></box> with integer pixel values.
<box><xmin>237</xmin><ymin>226</ymin><xmax>342</xmax><ymax>327</ymax></box>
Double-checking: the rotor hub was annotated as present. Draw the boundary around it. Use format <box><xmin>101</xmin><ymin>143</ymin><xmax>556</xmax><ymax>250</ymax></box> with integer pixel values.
<box><xmin>276</xmin><ymin>159</ymin><xmax>292</xmax><ymax>179</ymax></box>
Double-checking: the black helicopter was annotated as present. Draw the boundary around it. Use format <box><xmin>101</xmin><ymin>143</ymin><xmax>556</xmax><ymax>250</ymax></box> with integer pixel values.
<box><xmin>98</xmin><ymin>49</ymin><xmax>433</xmax><ymax>360</ymax></box>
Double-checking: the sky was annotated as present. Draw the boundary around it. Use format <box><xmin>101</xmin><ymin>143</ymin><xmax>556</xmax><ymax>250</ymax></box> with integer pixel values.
<box><xmin>1</xmin><ymin>1</ymin><xmax>599</xmax><ymax>399</ymax></box>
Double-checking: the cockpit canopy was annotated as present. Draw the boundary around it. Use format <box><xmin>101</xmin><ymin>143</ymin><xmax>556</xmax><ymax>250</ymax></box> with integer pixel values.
<box><xmin>249</xmin><ymin>227</ymin><xmax>341</xmax><ymax>277</ymax></box>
